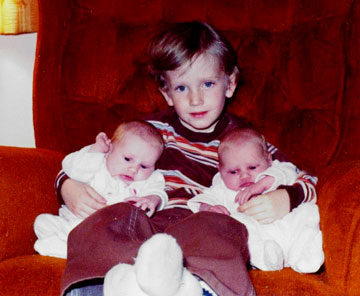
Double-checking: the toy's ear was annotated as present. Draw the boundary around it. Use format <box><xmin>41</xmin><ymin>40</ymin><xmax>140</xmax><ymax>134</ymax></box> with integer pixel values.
<box><xmin>179</xmin><ymin>269</ymin><xmax>203</xmax><ymax>296</ymax></box>
<box><xmin>103</xmin><ymin>264</ymin><xmax>141</xmax><ymax>296</ymax></box>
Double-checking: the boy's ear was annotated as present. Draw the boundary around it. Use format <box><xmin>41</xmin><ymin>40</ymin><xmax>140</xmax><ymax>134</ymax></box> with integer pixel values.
<box><xmin>159</xmin><ymin>88</ymin><xmax>174</xmax><ymax>107</ymax></box>
<box><xmin>225</xmin><ymin>67</ymin><xmax>239</xmax><ymax>98</ymax></box>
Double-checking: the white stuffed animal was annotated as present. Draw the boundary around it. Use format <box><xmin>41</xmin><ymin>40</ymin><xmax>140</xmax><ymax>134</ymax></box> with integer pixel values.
<box><xmin>104</xmin><ymin>233</ymin><xmax>203</xmax><ymax>296</ymax></box>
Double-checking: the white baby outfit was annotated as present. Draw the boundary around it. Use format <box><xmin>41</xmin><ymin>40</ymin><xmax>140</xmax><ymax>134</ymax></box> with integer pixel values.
<box><xmin>34</xmin><ymin>145</ymin><xmax>168</xmax><ymax>259</ymax></box>
<box><xmin>188</xmin><ymin>160</ymin><xmax>324</xmax><ymax>273</ymax></box>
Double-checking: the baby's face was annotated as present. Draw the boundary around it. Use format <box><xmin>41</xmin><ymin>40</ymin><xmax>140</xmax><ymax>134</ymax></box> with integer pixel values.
<box><xmin>160</xmin><ymin>52</ymin><xmax>237</xmax><ymax>132</ymax></box>
<box><xmin>219</xmin><ymin>141</ymin><xmax>271</xmax><ymax>191</ymax></box>
<box><xmin>106</xmin><ymin>133</ymin><xmax>161</xmax><ymax>185</ymax></box>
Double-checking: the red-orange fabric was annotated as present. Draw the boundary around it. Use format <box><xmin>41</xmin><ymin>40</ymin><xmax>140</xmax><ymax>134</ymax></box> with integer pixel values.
<box><xmin>33</xmin><ymin>0</ymin><xmax>360</xmax><ymax>174</ymax></box>
<box><xmin>0</xmin><ymin>0</ymin><xmax>358</xmax><ymax>295</ymax></box>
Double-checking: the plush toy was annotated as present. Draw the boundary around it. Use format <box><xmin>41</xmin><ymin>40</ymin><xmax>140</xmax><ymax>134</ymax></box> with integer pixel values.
<box><xmin>104</xmin><ymin>233</ymin><xmax>203</xmax><ymax>296</ymax></box>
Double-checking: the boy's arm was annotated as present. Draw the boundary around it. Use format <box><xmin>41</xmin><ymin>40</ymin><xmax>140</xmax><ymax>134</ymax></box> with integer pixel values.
<box><xmin>266</xmin><ymin>142</ymin><xmax>318</xmax><ymax>210</ymax></box>
<box><xmin>278</xmin><ymin>171</ymin><xmax>317</xmax><ymax>209</ymax></box>
<box><xmin>55</xmin><ymin>170</ymin><xmax>69</xmax><ymax>204</ymax></box>
<box><xmin>238</xmin><ymin>189</ymin><xmax>290</xmax><ymax>224</ymax></box>
<box><xmin>238</xmin><ymin>142</ymin><xmax>318</xmax><ymax>224</ymax></box>
<box><xmin>55</xmin><ymin>170</ymin><xmax>106</xmax><ymax>218</ymax></box>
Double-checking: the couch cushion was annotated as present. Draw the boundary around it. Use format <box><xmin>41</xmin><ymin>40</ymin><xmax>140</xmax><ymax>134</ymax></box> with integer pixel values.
<box><xmin>0</xmin><ymin>255</ymin><xmax>65</xmax><ymax>296</ymax></box>
<box><xmin>250</xmin><ymin>268</ymin><xmax>340</xmax><ymax>296</ymax></box>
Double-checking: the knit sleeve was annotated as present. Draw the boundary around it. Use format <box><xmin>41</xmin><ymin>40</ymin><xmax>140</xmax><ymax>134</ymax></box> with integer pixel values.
<box><xmin>266</xmin><ymin>142</ymin><xmax>318</xmax><ymax>211</ymax></box>
<box><xmin>54</xmin><ymin>170</ymin><xmax>68</xmax><ymax>204</ymax></box>
<box><xmin>278</xmin><ymin>170</ymin><xmax>318</xmax><ymax>210</ymax></box>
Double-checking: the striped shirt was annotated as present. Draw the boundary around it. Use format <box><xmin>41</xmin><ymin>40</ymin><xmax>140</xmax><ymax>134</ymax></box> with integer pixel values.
<box><xmin>145</xmin><ymin>108</ymin><xmax>317</xmax><ymax>209</ymax></box>
<box><xmin>55</xmin><ymin>108</ymin><xmax>317</xmax><ymax>210</ymax></box>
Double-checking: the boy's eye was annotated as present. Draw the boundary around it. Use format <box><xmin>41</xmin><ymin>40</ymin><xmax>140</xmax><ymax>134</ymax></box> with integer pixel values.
<box><xmin>175</xmin><ymin>85</ymin><xmax>186</xmax><ymax>92</ymax></box>
<box><xmin>140</xmin><ymin>165</ymin><xmax>148</xmax><ymax>169</ymax></box>
<box><xmin>124</xmin><ymin>157</ymin><xmax>130</xmax><ymax>162</ymax></box>
<box><xmin>229</xmin><ymin>170</ymin><xmax>237</xmax><ymax>175</ymax></box>
<box><xmin>249</xmin><ymin>166</ymin><xmax>257</xmax><ymax>170</ymax></box>
<box><xmin>204</xmin><ymin>81</ymin><xmax>214</xmax><ymax>88</ymax></box>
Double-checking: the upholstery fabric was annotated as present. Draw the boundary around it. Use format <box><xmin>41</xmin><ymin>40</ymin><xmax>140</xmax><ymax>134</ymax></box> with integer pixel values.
<box><xmin>0</xmin><ymin>0</ymin><xmax>359</xmax><ymax>295</ymax></box>
<box><xmin>34</xmin><ymin>0</ymin><xmax>360</xmax><ymax>173</ymax></box>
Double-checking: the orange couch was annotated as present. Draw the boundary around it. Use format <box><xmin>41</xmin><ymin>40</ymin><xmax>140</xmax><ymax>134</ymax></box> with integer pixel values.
<box><xmin>1</xmin><ymin>0</ymin><xmax>360</xmax><ymax>295</ymax></box>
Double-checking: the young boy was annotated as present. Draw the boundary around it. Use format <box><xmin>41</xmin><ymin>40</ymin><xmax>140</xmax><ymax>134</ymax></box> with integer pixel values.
<box><xmin>58</xmin><ymin>22</ymin><xmax>317</xmax><ymax>296</ymax></box>
<box><xmin>34</xmin><ymin>120</ymin><xmax>166</xmax><ymax>259</ymax></box>
<box><xmin>188</xmin><ymin>128</ymin><xmax>324</xmax><ymax>273</ymax></box>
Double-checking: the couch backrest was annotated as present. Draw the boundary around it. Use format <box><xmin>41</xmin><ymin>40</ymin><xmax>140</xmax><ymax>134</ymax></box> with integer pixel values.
<box><xmin>33</xmin><ymin>0</ymin><xmax>360</xmax><ymax>174</ymax></box>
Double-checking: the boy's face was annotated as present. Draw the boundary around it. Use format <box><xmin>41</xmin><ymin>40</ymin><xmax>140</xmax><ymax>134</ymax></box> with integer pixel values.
<box><xmin>160</xmin><ymin>53</ymin><xmax>237</xmax><ymax>132</ymax></box>
<box><xmin>219</xmin><ymin>141</ymin><xmax>271</xmax><ymax>191</ymax></box>
<box><xmin>106</xmin><ymin>133</ymin><xmax>161</xmax><ymax>185</ymax></box>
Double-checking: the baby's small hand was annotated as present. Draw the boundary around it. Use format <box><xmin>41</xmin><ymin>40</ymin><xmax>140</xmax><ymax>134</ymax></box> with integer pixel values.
<box><xmin>125</xmin><ymin>195</ymin><xmax>161</xmax><ymax>217</ymax></box>
<box><xmin>199</xmin><ymin>203</ymin><xmax>230</xmax><ymax>215</ymax></box>
<box><xmin>235</xmin><ymin>187</ymin><xmax>254</xmax><ymax>206</ymax></box>
<box><xmin>235</xmin><ymin>179</ymin><xmax>272</xmax><ymax>206</ymax></box>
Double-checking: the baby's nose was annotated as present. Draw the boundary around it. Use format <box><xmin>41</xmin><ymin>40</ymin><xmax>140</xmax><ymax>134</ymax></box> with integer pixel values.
<box><xmin>128</xmin><ymin>165</ymin><xmax>139</xmax><ymax>175</ymax></box>
<box><xmin>239</xmin><ymin>171</ymin><xmax>250</xmax><ymax>179</ymax></box>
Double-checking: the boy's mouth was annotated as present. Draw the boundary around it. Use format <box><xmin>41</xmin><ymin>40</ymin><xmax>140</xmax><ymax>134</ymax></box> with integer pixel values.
<box><xmin>190</xmin><ymin>111</ymin><xmax>208</xmax><ymax>118</ymax></box>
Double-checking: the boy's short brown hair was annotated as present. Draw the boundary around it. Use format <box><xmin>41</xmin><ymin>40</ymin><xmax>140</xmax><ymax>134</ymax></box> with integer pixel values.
<box><xmin>147</xmin><ymin>21</ymin><xmax>238</xmax><ymax>89</ymax></box>
<box><xmin>112</xmin><ymin>120</ymin><xmax>164</xmax><ymax>156</ymax></box>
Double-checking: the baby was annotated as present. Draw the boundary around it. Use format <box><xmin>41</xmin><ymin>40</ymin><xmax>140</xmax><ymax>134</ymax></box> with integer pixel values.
<box><xmin>188</xmin><ymin>128</ymin><xmax>324</xmax><ymax>273</ymax></box>
<box><xmin>34</xmin><ymin>120</ymin><xmax>167</xmax><ymax>259</ymax></box>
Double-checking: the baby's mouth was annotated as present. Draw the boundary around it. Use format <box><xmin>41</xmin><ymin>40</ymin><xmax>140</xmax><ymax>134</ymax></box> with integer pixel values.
<box><xmin>119</xmin><ymin>174</ymin><xmax>134</xmax><ymax>183</ymax></box>
<box><xmin>239</xmin><ymin>182</ymin><xmax>254</xmax><ymax>189</ymax></box>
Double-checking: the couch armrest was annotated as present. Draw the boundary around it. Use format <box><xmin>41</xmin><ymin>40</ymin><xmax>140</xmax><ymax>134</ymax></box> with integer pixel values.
<box><xmin>0</xmin><ymin>146</ymin><xmax>64</xmax><ymax>261</ymax></box>
<box><xmin>317</xmin><ymin>160</ymin><xmax>360</xmax><ymax>294</ymax></box>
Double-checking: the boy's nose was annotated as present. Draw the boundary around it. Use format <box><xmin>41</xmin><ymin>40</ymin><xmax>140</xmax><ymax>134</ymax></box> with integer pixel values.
<box><xmin>189</xmin><ymin>90</ymin><xmax>203</xmax><ymax>106</ymax></box>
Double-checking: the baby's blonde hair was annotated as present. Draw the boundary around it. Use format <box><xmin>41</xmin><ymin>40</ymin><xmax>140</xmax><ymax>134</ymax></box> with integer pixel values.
<box><xmin>112</xmin><ymin>120</ymin><xmax>164</xmax><ymax>156</ymax></box>
<box><xmin>218</xmin><ymin>128</ymin><xmax>268</xmax><ymax>165</ymax></box>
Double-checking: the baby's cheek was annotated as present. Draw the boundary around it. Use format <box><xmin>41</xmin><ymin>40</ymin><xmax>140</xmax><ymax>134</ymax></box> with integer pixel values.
<box><xmin>224</xmin><ymin>177</ymin><xmax>238</xmax><ymax>191</ymax></box>
<box><xmin>138</xmin><ymin>170</ymin><xmax>153</xmax><ymax>182</ymax></box>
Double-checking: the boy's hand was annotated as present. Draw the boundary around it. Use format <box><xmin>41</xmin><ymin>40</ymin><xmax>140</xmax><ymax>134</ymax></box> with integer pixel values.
<box><xmin>199</xmin><ymin>203</ymin><xmax>230</xmax><ymax>215</ymax></box>
<box><xmin>89</xmin><ymin>132</ymin><xmax>111</xmax><ymax>153</ymax></box>
<box><xmin>125</xmin><ymin>195</ymin><xmax>161</xmax><ymax>217</ymax></box>
<box><xmin>237</xmin><ymin>189</ymin><xmax>290</xmax><ymax>224</ymax></box>
<box><xmin>62</xmin><ymin>178</ymin><xmax>107</xmax><ymax>218</ymax></box>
